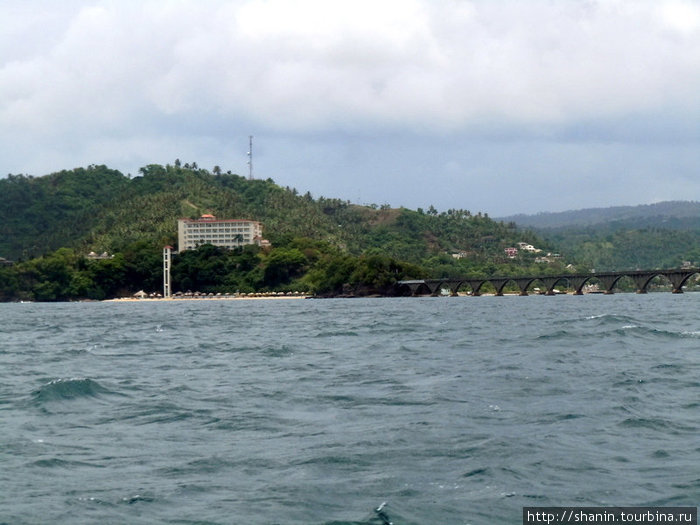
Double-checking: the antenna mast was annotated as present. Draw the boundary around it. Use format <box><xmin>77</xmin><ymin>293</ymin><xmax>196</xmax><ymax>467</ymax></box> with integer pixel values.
<box><xmin>247</xmin><ymin>135</ymin><xmax>253</xmax><ymax>180</ymax></box>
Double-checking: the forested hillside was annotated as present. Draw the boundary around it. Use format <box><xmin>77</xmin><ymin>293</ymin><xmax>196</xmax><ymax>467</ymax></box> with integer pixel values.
<box><xmin>539</xmin><ymin>226</ymin><xmax>700</xmax><ymax>272</ymax></box>
<box><xmin>499</xmin><ymin>201</ymin><xmax>700</xmax><ymax>272</ymax></box>
<box><xmin>0</xmin><ymin>163</ymin><xmax>565</xmax><ymax>301</ymax></box>
<box><xmin>1</xmin><ymin>164</ymin><xmax>540</xmax><ymax>262</ymax></box>
<box><xmin>0</xmin><ymin>166</ymin><xmax>130</xmax><ymax>259</ymax></box>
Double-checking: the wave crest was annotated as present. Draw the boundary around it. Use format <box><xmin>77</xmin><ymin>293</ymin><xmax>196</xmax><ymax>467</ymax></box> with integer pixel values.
<box><xmin>32</xmin><ymin>378</ymin><xmax>112</xmax><ymax>403</ymax></box>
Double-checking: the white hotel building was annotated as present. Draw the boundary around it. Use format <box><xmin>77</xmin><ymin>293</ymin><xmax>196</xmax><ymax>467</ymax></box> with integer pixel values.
<box><xmin>177</xmin><ymin>214</ymin><xmax>268</xmax><ymax>252</ymax></box>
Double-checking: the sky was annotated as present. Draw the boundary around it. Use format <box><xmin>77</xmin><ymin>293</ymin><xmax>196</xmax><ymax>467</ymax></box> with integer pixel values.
<box><xmin>1</xmin><ymin>0</ymin><xmax>699</xmax><ymax>216</ymax></box>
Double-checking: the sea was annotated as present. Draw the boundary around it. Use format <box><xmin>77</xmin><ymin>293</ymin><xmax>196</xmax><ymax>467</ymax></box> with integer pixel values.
<box><xmin>1</xmin><ymin>294</ymin><xmax>698</xmax><ymax>524</ymax></box>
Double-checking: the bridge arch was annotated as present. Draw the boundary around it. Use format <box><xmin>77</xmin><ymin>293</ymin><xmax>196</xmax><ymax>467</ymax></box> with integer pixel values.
<box><xmin>663</xmin><ymin>268</ymin><xmax>700</xmax><ymax>293</ymax></box>
<box><xmin>450</xmin><ymin>279</ymin><xmax>489</xmax><ymax>296</ymax></box>
<box><xmin>540</xmin><ymin>276</ymin><xmax>576</xmax><ymax>295</ymax></box>
<box><xmin>668</xmin><ymin>270</ymin><xmax>700</xmax><ymax>293</ymax></box>
<box><xmin>487</xmin><ymin>277</ymin><xmax>547</xmax><ymax>296</ymax></box>
<box><xmin>511</xmin><ymin>277</ymin><xmax>538</xmax><ymax>295</ymax></box>
<box><xmin>632</xmin><ymin>270</ymin><xmax>700</xmax><ymax>293</ymax></box>
<box><xmin>467</xmin><ymin>280</ymin><xmax>488</xmax><ymax>296</ymax></box>
<box><xmin>485</xmin><ymin>278</ymin><xmax>510</xmax><ymax>296</ymax></box>
<box><xmin>396</xmin><ymin>281</ymin><xmax>432</xmax><ymax>296</ymax></box>
<box><xmin>631</xmin><ymin>273</ymin><xmax>667</xmax><ymax>294</ymax></box>
<box><xmin>428</xmin><ymin>279</ymin><xmax>454</xmax><ymax>296</ymax></box>
<box><xmin>568</xmin><ymin>275</ymin><xmax>593</xmax><ymax>295</ymax></box>
<box><xmin>591</xmin><ymin>274</ymin><xmax>626</xmax><ymax>294</ymax></box>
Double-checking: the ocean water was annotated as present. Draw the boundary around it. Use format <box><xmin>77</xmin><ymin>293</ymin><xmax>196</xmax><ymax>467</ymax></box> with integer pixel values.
<box><xmin>1</xmin><ymin>295</ymin><xmax>698</xmax><ymax>524</ymax></box>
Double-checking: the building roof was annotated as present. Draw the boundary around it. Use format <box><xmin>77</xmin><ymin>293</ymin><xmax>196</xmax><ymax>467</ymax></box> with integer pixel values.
<box><xmin>179</xmin><ymin>216</ymin><xmax>260</xmax><ymax>224</ymax></box>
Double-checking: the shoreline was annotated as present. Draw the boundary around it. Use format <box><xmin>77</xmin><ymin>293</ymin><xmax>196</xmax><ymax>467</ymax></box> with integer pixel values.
<box><xmin>103</xmin><ymin>295</ymin><xmax>310</xmax><ymax>302</ymax></box>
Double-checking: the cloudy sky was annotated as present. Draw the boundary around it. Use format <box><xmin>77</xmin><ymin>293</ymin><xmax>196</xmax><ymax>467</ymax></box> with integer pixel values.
<box><xmin>1</xmin><ymin>0</ymin><xmax>699</xmax><ymax>216</ymax></box>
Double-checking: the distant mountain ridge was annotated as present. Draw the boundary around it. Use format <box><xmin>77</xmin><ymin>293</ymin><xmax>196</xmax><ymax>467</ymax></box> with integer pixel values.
<box><xmin>498</xmin><ymin>201</ymin><xmax>700</xmax><ymax>272</ymax></box>
<box><xmin>500</xmin><ymin>201</ymin><xmax>700</xmax><ymax>230</ymax></box>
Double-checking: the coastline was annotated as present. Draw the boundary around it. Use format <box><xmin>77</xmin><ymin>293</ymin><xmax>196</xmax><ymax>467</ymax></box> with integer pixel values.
<box><xmin>103</xmin><ymin>294</ymin><xmax>310</xmax><ymax>302</ymax></box>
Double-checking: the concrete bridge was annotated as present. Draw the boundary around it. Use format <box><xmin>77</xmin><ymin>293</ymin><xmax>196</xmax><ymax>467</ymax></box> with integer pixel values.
<box><xmin>397</xmin><ymin>268</ymin><xmax>700</xmax><ymax>296</ymax></box>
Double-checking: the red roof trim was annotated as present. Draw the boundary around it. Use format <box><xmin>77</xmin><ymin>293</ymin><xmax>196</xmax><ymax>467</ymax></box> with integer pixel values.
<box><xmin>179</xmin><ymin>218</ymin><xmax>260</xmax><ymax>224</ymax></box>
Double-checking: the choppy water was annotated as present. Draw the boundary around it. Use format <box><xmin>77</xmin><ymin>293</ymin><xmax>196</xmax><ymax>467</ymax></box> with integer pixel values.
<box><xmin>1</xmin><ymin>295</ymin><xmax>698</xmax><ymax>524</ymax></box>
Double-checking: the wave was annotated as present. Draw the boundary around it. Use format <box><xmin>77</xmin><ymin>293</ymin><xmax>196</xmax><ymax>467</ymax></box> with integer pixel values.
<box><xmin>579</xmin><ymin>312</ymin><xmax>700</xmax><ymax>340</ymax></box>
<box><xmin>315</xmin><ymin>330</ymin><xmax>360</xmax><ymax>338</ymax></box>
<box><xmin>322</xmin><ymin>502</ymin><xmax>414</xmax><ymax>525</ymax></box>
<box><xmin>262</xmin><ymin>344</ymin><xmax>296</xmax><ymax>357</ymax></box>
<box><xmin>463</xmin><ymin>467</ymin><xmax>490</xmax><ymax>478</ymax></box>
<box><xmin>617</xmin><ymin>416</ymin><xmax>683</xmax><ymax>431</ymax></box>
<box><xmin>119</xmin><ymin>493</ymin><xmax>155</xmax><ymax>505</ymax></box>
<box><xmin>613</xmin><ymin>325</ymin><xmax>697</xmax><ymax>340</ymax></box>
<box><xmin>30</xmin><ymin>458</ymin><xmax>104</xmax><ymax>469</ymax></box>
<box><xmin>582</xmin><ymin>313</ymin><xmax>641</xmax><ymax>325</ymax></box>
<box><xmin>541</xmin><ymin>316</ymin><xmax>696</xmax><ymax>342</ymax></box>
<box><xmin>31</xmin><ymin>378</ymin><xmax>114</xmax><ymax>403</ymax></box>
<box><xmin>535</xmin><ymin>329</ymin><xmax>574</xmax><ymax>341</ymax></box>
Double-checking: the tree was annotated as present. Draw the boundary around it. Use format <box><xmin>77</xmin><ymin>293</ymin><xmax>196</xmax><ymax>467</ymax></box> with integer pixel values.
<box><xmin>262</xmin><ymin>248</ymin><xmax>308</xmax><ymax>287</ymax></box>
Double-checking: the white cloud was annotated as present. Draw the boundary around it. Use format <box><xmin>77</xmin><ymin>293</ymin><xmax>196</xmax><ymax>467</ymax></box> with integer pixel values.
<box><xmin>4</xmin><ymin>0</ymin><xmax>698</xmax><ymax>132</ymax></box>
<box><xmin>0</xmin><ymin>0</ymin><xmax>698</xmax><ymax>212</ymax></box>
<box><xmin>658</xmin><ymin>0</ymin><xmax>700</xmax><ymax>34</ymax></box>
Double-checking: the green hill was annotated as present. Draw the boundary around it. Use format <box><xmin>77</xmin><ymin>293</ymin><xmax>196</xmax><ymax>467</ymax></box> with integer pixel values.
<box><xmin>0</xmin><ymin>163</ymin><xmax>562</xmax><ymax>301</ymax></box>
<box><xmin>498</xmin><ymin>202</ymin><xmax>700</xmax><ymax>272</ymax></box>
<box><xmin>1</xmin><ymin>163</ymin><xmax>547</xmax><ymax>263</ymax></box>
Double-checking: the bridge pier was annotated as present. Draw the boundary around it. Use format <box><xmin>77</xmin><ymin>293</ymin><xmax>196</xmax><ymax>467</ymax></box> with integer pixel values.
<box><xmin>407</xmin><ymin>283</ymin><xmax>423</xmax><ymax>296</ymax></box>
<box><xmin>567</xmin><ymin>276</ymin><xmax>590</xmax><ymax>295</ymax></box>
<box><xmin>595</xmin><ymin>274</ymin><xmax>624</xmax><ymax>294</ymax></box>
<box><xmin>488</xmin><ymin>279</ymin><xmax>510</xmax><ymax>296</ymax></box>
<box><xmin>666</xmin><ymin>271</ymin><xmax>696</xmax><ymax>293</ymax></box>
<box><xmin>426</xmin><ymin>282</ymin><xmax>443</xmax><ymax>296</ymax></box>
<box><xmin>471</xmin><ymin>280</ymin><xmax>487</xmax><ymax>296</ymax></box>
<box><xmin>540</xmin><ymin>277</ymin><xmax>561</xmax><ymax>295</ymax></box>
<box><xmin>398</xmin><ymin>280</ymin><xmax>430</xmax><ymax>296</ymax></box>
<box><xmin>631</xmin><ymin>273</ymin><xmax>656</xmax><ymax>294</ymax></box>
<box><xmin>512</xmin><ymin>277</ymin><xmax>536</xmax><ymax>296</ymax></box>
<box><xmin>446</xmin><ymin>280</ymin><xmax>464</xmax><ymax>296</ymax></box>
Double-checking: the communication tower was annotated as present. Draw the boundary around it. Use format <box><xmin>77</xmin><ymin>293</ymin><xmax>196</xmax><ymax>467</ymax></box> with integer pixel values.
<box><xmin>163</xmin><ymin>246</ymin><xmax>172</xmax><ymax>298</ymax></box>
<box><xmin>247</xmin><ymin>135</ymin><xmax>254</xmax><ymax>180</ymax></box>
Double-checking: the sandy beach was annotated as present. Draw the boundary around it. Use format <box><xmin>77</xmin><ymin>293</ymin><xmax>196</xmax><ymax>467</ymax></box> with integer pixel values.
<box><xmin>105</xmin><ymin>294</ymin><xmax>311</xmax><ymax>302</ymax></box>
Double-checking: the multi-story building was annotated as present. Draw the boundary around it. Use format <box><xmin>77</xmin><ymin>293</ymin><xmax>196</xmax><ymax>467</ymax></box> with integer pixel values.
<box><xmin>177</xmin><ymin>214</ymin><xmax>268</xmax><ymax>252</ymax></box>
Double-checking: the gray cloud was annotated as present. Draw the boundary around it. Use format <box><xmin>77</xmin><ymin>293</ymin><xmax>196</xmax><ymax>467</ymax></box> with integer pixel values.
<box><xmin>1</xmin><ymin>0</ymin><xmax>698</xmax><ymax>214</ymax></box>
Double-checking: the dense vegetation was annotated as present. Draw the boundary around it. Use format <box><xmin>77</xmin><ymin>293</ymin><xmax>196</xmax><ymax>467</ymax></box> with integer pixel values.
<box><xmin>3</xmin><ymin>164</ymin><xmax>696</xmax><ymax>301</ymax></box>
<box><xmin>0</xmin><ymin>164</ymin><xmax>569</xmax><ymax>301</ymax></box>
<box><xmin>539</xmin><ymin>226</ymin><xmax>700</xmax><ymax>272</ymax></box>
<box><xmin>501</xmin><ymin>202</ymin><xmax>700</xmax><ymax>272</ymax></box>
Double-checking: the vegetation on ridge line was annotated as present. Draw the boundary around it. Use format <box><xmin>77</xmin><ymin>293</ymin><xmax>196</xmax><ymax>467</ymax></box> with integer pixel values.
<box><xmin>0</xmin><ymin>163</ymin><xmax>572</xmax><ymax>300</ymax></box>
<box><xmin>7</xmin><ymin>162</ymin><xmax>698</xmax><ymax>301</ymax></box>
